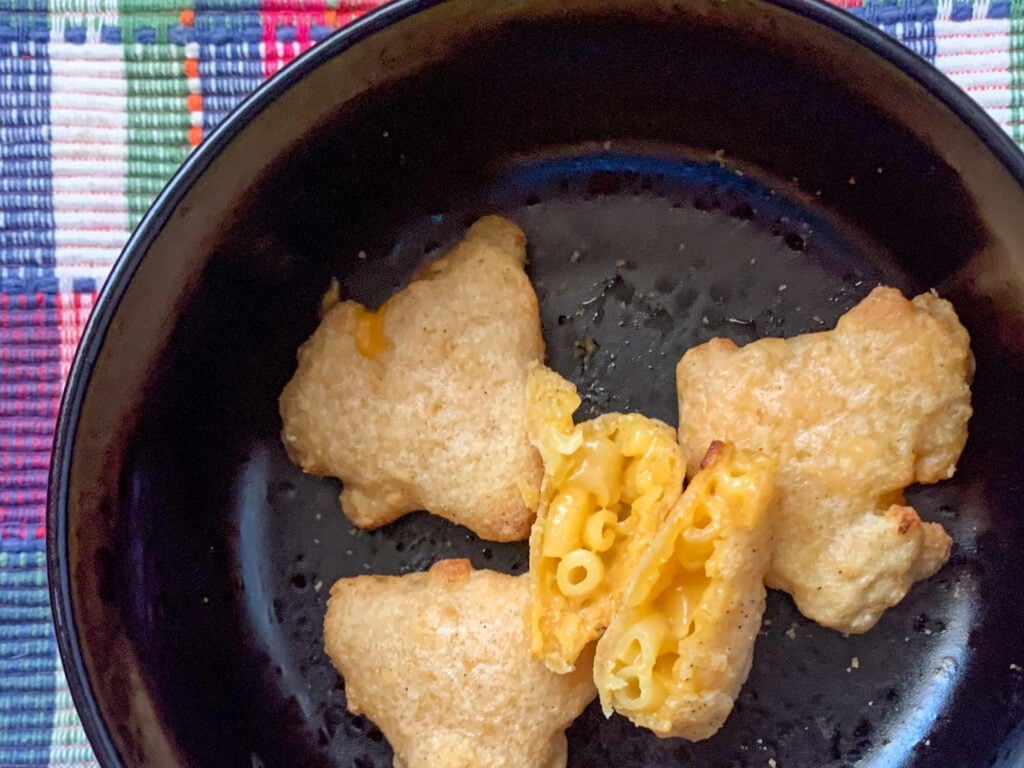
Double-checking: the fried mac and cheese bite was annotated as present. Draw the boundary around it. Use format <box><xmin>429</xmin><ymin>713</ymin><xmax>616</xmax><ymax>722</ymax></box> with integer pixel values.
<box><xmin>676</xmin><ymin>287</ymin><xmax>972</xmax><ymax>633</ymax></box>
<box><xmin>280</xmin><ymin>216</ymin><xmax>544</xmax><ymax>542</ymax></box>
<box><xmin>595</xmin><ymin>442</ymin><xmax>776</xmax><ymax>740</ymax></box>
<box><xmin>527</xmin><ymin>364</ymin><xmax>686</xmax><ymax>673</ymax></box>
<box><xmin>324</xmin><ymin>559</ymin><xmax>596</xmax><ymax>768</ymax></box>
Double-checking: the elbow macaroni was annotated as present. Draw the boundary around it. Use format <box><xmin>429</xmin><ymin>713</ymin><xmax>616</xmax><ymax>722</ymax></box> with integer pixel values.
<box><xmin>543</xmin><ymin>488</ymin><xmax>591</xmax><ymax>558</ymax></box>
<box><xmin>557</xmin><ymin>549</ymin><xmax>606</xmax><ymax>597</ymax></box>
<box><xmin>594</xmin><ymin>441</ymin><xmax>776</xmax><ymax>740</ymax></box>
<box><xmin>583</xmin><ymin>509</ymin><xmax>617</xmax><ymax>552</ymax></box>
<box><xmin>526</xmin><ymin>364</ymin><xmax>686</xmax><ymax>673</ymax></box>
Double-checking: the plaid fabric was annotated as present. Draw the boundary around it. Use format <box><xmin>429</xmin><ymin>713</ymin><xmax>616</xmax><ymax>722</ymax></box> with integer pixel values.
<box><xmin>0</xmin><ymin>0</ymin><xmax>1020</xmax><ymax>765</ymax></box>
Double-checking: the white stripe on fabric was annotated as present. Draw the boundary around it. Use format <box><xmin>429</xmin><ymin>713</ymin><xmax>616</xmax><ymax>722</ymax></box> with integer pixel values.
<box><xmin>934</xmin><ymin>18</ymin><xmax>1014</xmax><ymax>56</ymax></box>
<box><xmin>933</xmin><ymin>18</ymin><xmax>1012</xmax><ymax>135</ymax></box>
<box><xmin>48</xmin><ymin>8</ymin><xmax>127</xmax><ymax>295</ymax></box>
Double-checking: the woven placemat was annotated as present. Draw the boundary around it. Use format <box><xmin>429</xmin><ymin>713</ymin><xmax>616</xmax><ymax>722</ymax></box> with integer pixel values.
<box><xmin>0</xmin><ymin>0</ymin><xmax>1021</xmax><ymax>765</ymax></box>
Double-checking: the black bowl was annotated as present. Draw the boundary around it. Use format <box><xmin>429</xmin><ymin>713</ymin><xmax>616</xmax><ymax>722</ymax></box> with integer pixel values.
<box><xmin>48</xmin><ymin>0</ymin><xmax>1024</xmax><ymax>766</ymax></box>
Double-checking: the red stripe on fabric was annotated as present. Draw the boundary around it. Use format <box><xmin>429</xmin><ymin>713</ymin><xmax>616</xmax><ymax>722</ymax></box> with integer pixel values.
<box><xmin>0</xmin><ymin>508</ymin><xmax>47</xmax><ymax>524</ymax></box>
<box><xmin>260</xmin><ymin>1</ymin><xmax>385</xmax><ymax>78</ymax></box>
<box><xmin>0</xmin><ymin>524</ymin><xmax>28</xmax><ymax>540</ymax></box>
<box><xmin>262</xmin><ymin>16</ymin><xmax>281</xmax><ymax>78</ymax></box>
<box><xmin>13</xmin><ymin>290</ymin><xmax>98</xmax><ymax>543</ymax></box>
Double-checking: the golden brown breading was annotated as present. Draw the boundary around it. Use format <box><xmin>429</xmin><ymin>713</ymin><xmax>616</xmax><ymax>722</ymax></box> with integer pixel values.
<box><xmin>526</xmin><ymin>364</ymin><xmax>686</xmax><ymax>673</ymax></box>
<box><xmin>676</xmin><ymin>286</ymin><xmax>972</xmax><ymax>633</ymax></box>
<box><xmin>280</xmin><ymin>216</ymin><xmax>544</xmax><ymax>542</ymax></box>
<box><xmin>594</xmin><ymin>442</ymin><xmax>776</xmax><ymax>740</ymax></box>
<box><xmin>324</xmin><ymin>559</ymin><xmax>596</xmax><ymax>768</ymax></box>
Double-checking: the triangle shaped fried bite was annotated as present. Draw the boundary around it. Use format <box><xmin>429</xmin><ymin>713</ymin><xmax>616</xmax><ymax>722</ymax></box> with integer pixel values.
<box><xmin>595</xmin><ymin>442</ymin><xmax>776</xmax><ymax>740</ymax></box>
<box><xmin>526</xmin><ymin>364</ymin><xmax>686</xmax><ymax>673</ymax></box>
<box><xmin>280</xmin><ymin>216</ymin><xmax>544</xmax><ymax>542</ymax></box>
<box><xmin>324</xmin><ymin>559</ymin><xmax>595</xmax><ymax>768</ymax></box>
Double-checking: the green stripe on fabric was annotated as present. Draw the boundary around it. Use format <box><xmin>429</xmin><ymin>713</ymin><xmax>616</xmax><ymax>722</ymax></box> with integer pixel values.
<box><xmin>119</xmin><ymin>0</ymin><xmax>194</xmax><ymax>227</ymax></box>
<box><xmin>120</xmin><ymin>127</ymin><xmax>194</xmax><ymax>145</ymax></box>
<box><xmin>52</xmin><ymin>0</ymin><xmax>192</xmax><ymax>10</ymax></box>
<box><xmin>0</xmin><ymin>551</ymin><xmax>46</xmax><ymax>569</ymax></box>
<box><xmin>1012</xmin><ymin>0</ymin><xmax>1024</xmax><ymax>146</ymax></box>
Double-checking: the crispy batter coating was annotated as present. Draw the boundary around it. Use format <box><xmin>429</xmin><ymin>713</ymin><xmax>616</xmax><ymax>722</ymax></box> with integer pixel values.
<box><xmin>526</xmin><ymin>364</ymin><xmax>686</xmax><ymax>673</ymax></box>
<box><xmin>594</xmin><ymin>442</ymin><xmax>776</xmax><ymax>740</ymax></box>
<box><xmin>324</xmin><ymin>559</ymin><xmax>596</xmax><ymax>768</ymax></box>
<box><xmin>676</xmin><ymin>287</ymin><xmax>972</xmax><ymax>633</ymax></box>
<box><xmin>280</xmin><ymin>216</ymin><xmax>544</xmax><ymax>542</ymax></box>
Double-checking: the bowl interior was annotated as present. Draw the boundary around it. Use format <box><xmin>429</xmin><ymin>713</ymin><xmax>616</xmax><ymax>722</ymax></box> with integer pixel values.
<box><xmin>55</xmin><ymin>1</ymin><xmax>1024</xmax><ymax>766</ymax></box>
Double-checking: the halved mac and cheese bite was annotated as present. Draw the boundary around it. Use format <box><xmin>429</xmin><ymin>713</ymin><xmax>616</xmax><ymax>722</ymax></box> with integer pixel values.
<box><xmin>324</xmin><ymin>559</ymin><xmax>596</xmax><ymax>768</ymax></box>
<box><xmin>526</xmin><ymin>364</ymin><xmax>686</xmax><ymax>673</ymax></box>
<box><xmin>594</xmin><ymin>441</ymin><xmax>776</xmax><ymax>740</ymax></box>
<box><xmin>280</xmin><ymin>216</ymin><xmax>544</xmax><ymax>542</ymax></box>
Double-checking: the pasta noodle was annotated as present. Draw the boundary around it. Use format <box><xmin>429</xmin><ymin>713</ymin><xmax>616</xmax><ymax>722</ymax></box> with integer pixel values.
<box><xmin>610</xmin><ymin>614</ymin><xmax>671</xmax><ymax>711</ymax></box>
<box><xmin>556</xmin><ymin>549</ymin><xmax>605</xmax><ymax>597</ymax></box>
<box><xmin>594</xmin><ymin>441</ymin><xmax>776</xmax><ymax>740</ymax></box>
<box><xmin>583</xmin><ymin>509</ymin><xmax>618</xmax><ymax>552</ymax></box>
<box><xmin>526</xmin><ymin>364</ymin><xmax>686</xmax><ymax>673</ymax></box>
<box><xmin>542</xmin><ymin>488</ymin><xmax>591</xmax><ymax>558</ymax></box>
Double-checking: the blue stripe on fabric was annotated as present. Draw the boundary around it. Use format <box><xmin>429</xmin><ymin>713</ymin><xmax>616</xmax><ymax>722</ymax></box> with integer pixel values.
<box><xmin>0</xmin><ymin>274</ymin><xmax>59</xmax><ymax>293</ymax></box>
<box><xmin>989</xmin><ymin>0</ymin><xmax>1012</xmax><ymax>18</ymax></box>
<box><xmin>133</xmin><ymin>26</ymin><xmax>157</xmax><ymax>44</ymax></box>
<box><xmin>0</xmin><ymin>604</ymin><xmax>54</xmax><ymax>623</ymax></box>
<box><xmin>901</xmin><ymin>0</ymin><xmax>937</xmax><ymax>62</ymax></box>
<box><xmin>1</xmin><ymin>707</ymin><xmax>60</xmax><ymax>729</ymax></box>
<box><xmin>72</xmin><ymin>276</ymin><xmax>95</xmax><ymax>293</ymax></box>
<box><xmin>0</xmin><ymin>536</ymin><xmax>47</xmax><ymax>557</ymax></box>
<box><xmin>0</xmin><ymin>537</ymin><xmax>47</xmax><ymax>553</ymax></box>
<box><xmin>0</xmin><ymin>33</ymin><xmax>56</xmax><ymax>296</ymax></box>
<box><xmin>951</xmin><ymin>1</ymin><xmax>974</xmax><ymax>20</ymax></box>
<box><xmin>100</xmin><ymin>23</ymin><xmax>120</xmax><ymax>43</ymax></box>
<box><xmin>195</xmin><ymin>0</ymin><xmax>263</xmax><ymax>132</ymax></box>
<box><xmin>197</xmin><ymin>54</ymin><xmax>264</xmax><ymax>88</ymax></box>
<box><xmin>0</xmin><ymin>22</ymin><xmax>58</xmax><ymax>761</ymax></box>
<box><xmin>200</xmin><ymin>53</ymin><xmax>264</xmax><ymax>130</ymax></box>
<box><xmin>858</xmin><ymin>0</ymin><xmax>937</xmax><ymax>63</ymax></box>
<box><xmin>62</xmin><ymin>25</ymin><xmax>86</xmax><ymax>43</ymax></box>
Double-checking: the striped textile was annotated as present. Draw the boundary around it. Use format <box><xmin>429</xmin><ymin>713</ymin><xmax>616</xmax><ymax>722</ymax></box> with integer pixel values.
<box><xmin>0</xmin><ymin>0</ymin><xmax>1021</xmax><ymax>765</ymax></box>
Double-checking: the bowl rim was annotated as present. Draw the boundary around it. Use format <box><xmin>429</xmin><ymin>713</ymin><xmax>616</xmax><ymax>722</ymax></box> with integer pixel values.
<box><xmin>45</xmin><ymin>0</ymin><xmax>1024</xmax><ymax>764</ymax></box>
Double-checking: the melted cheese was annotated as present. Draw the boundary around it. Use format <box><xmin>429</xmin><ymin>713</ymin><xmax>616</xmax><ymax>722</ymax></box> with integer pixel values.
<box><xmin>525</xmin><ymin>363</ymin><xmax>686</xmax><ymax>673</ymax></box>
<box><xmin>354</xmin><ymin>304</ymin><xmax>389</xmax><ymax>358</ymax></box>
<box><xmin>595</xmin><ymin>442</ymin><xmax>776</xmax><ymax>740</ymax></box>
